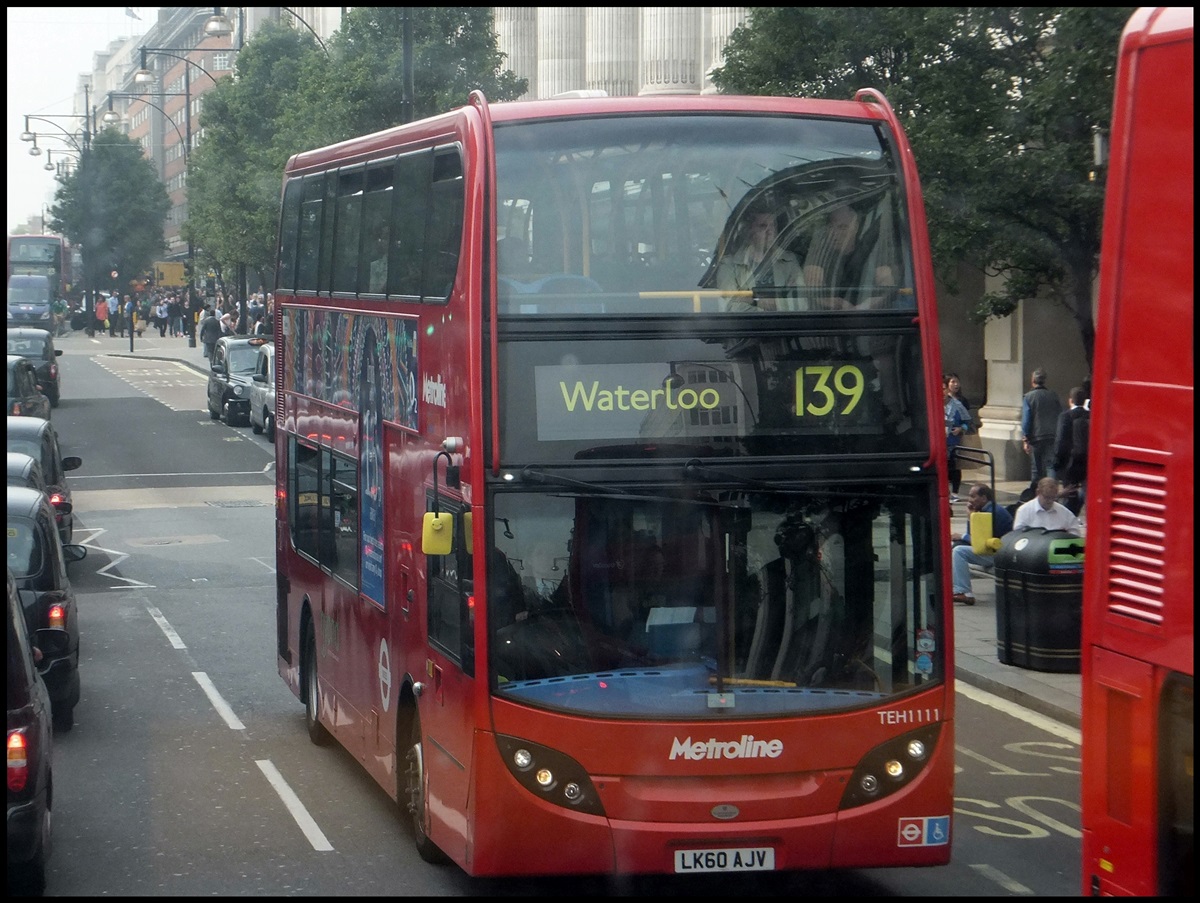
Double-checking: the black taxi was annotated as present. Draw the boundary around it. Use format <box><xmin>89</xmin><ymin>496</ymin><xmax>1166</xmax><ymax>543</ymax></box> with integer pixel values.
<box><xmin>207</xmin><ymin>335</ymin><xmax>269</xmax><ymax>427</ymax></box>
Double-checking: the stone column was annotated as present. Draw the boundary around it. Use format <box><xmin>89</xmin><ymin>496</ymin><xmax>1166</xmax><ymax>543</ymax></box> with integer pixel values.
<box><xmin>586</xmin><ymin>8</ymin><xmax>639</xmax><ymax>97</ymax></box>
<box><xmin>703</xmin><ymin>8</ymin><xmax>748</xmax><ymax>94</ymax></box>
<box><xmin>538</xmin><ymin>7</ymin><xmax>586</xmax><ymax>98</ymax></box>
<box><xmin>495</xmin><ymin>7</ymin><xmax>539</xmax><ymax>99</ymax></box>
<box><xmin>639</xmin><ymin>7</ymin><xmax>702</xmax><ymax>95</ymax></box>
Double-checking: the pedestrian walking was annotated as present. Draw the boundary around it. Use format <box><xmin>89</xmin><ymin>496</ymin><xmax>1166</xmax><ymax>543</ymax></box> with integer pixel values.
<box><xmin>1020</xmin><ymin>368</ymin><xmax>1064</xmax><ymax>490</ymax></box>
<box><xmin>111</xmin><ymin>295</ymin><xmax>124</xmax><ymax>337</ymax></box>
<box><xmin>943</xmin><ymin>373</ymin><xmax>973</xmax><ymax>502</ymax></box>
<box><xmin>1052</xmin><ymin>386</ymin><xmax>1090</xmax><ymax>514</ymax></box>
<box><xmin>168</xmin><ymin>295</ymin><xmax>184</xmax><ymax>337</ymax></box>
<box><xmin>94</xmin><ymin>294</ymin><xmax>110</xmax><ymax>336</ymax></box>
<box><xmin>155</xmin><ymin>299</ymin><xmax>169</xmax><ymax>337</ymax></box>
<box><xmin>199</xmin><ymin>306</ymin><xmax>221</xmax><ymax>359</ymax></box>
<box><xmin>123</xmin><ymin>295</ymin><xmax>135</xmax><ymax>338</ymax></box>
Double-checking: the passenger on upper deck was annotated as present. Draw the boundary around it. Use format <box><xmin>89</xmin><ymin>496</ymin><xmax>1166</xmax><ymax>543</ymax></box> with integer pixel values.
<box><xmin>713</xmin><ymin>204</ymin><xmax>805</xmax><ymax>310</ymax></box>
<box><xmin>803</xmin><ymin>202</ymin><xmax>900</xmax><ymax>310</ymax></box>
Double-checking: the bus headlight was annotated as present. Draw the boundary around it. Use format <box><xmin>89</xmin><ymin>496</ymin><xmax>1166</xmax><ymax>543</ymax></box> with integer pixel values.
<box><xmin>840</xmin><ymin>724</ymin><xmax>941</xmax><ymax>810</ymax></box>
<box><xmin>496</xmin><ymin>734</ymin><xmax>606</xmax><ymax>816</ymax></box>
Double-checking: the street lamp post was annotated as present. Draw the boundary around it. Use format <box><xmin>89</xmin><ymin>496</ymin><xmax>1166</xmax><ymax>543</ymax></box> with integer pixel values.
<box><xmin>131</xmin><ymin>47</ymin><xmax>227</xmax><ymax>347</ymax></box>
<box><xmin>20</xmin><ymin>95</ymin><xmax>95</xmax><ymax>331</ymax></box>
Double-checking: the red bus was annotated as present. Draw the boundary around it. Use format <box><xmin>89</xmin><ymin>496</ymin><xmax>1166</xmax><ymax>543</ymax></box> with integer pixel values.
<box><xmin>1080</xmin><ymin>7</ymin><xmax>1193</xmax><ymax>897</ymax></box>
<box><xmin>272</xmin><ymin>89</ymin><xmax>955</xmax><ymax>877</ymax></box>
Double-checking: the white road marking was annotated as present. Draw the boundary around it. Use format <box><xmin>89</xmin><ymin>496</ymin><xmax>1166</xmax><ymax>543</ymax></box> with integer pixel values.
<box><xmin>74</xmin><ymin>526</ymin><xmax>154</xmax><ymax>588</ymax></box>
<box><xmin>146</xmin><ymin>605</ymin><xmax>187</xmax><ymax>649</ymax></box>
<box><xmin>956</xmin><ymin>682</ymin><xmax>1080</xmax><ymax>745</ymax></box>
<box><xmin>256</xmin><ymin>760</ymin><xmax>334</xmax><ymax>852</ymax></box>
<box><xmin>192</xmin><ymin>672</ymin><xmax>246</xmax><ymax>730</ymax></box>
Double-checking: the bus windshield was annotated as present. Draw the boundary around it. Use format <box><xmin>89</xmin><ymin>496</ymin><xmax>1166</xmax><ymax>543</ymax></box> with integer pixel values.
<box><xmin>493</xmin><ymin>113</ymin><xmax>912</xmax><ymax>315</ymax></box>
<box><xmin>489</xmin><ymin>483</ymin><xmax>939</xmax><ymax>718</ymax></box>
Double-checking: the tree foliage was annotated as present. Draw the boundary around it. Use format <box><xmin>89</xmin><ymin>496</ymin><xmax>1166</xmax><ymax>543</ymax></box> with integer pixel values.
<box><xmin>48</xmin><ymin>127</ymin><xmax>170</xmax><ymax>295</ymax></box>
<box><xmin>713</xmin><ymin>7</ymin><xmax>1134</xmax><ymax>367</ymax></box>
<box><xmin>185</xmin><ymin>23</ymin><xmax>321</xmax><ymax>287</ymax></box>
<box><xmin>312</xmin><ymin>6</ymin><xmax>527</xmax><ymax>142</ymax></box>
<box><xmin>185</xmin><ymin>7</ymin><xmax>527</xmax><ymax>295</ymax></box>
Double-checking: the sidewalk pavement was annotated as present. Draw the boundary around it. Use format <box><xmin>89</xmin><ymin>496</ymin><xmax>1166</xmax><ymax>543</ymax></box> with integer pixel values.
<box><xmin>71</xmin><ymin>328</ymin><xmax>1082</xmax><ymax>730</ymax></box>
<box><xmin>950</xmin><ymin>481</ymin><xmax>1082</xmax><ymax>729</ymax></box>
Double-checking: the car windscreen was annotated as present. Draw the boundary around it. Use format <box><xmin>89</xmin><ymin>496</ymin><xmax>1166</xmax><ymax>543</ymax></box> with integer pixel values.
<box><xmin>228</xmin><ymin>345</ymin><xmax>260</xmax><ymax>373</ymax></box>
<box><xmin>6</xmin><ymin>516</ymin><xmax>41</xmax><ymax>579</ymax></box>
<box><xmin>6</xmin><ymin>438</ymin><xmax>39</xmax><ymax>459</ymax></box>
<box><xmin>6</xmin><ymin>335</ymin><xmax>48</xmax><ymax>358</ymax></box>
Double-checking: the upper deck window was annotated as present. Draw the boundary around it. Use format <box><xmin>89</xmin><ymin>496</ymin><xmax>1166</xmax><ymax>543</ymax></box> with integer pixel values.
<box><xmin>493</xmin><ymin>114</ymin><xmax>913</xmax><ymax>315</ymax></box>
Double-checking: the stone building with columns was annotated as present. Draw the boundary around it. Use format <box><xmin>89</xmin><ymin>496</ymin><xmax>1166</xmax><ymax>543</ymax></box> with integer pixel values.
<box><xmin>492</xmin><ymin>6</ymin><xmax>1092</xmax><ymax>482</ymax></box>
<box><xmin>494</xmin><ymin>7</ymin><xmax>749</xmax><ymax>98</ymax></box>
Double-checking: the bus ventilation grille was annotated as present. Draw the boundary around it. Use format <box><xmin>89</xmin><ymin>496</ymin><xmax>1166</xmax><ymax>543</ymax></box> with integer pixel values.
<box><xmin>1104</xmin><ymin>457</ymin><xmax>1167</xmax><ymax>626</ymax></box>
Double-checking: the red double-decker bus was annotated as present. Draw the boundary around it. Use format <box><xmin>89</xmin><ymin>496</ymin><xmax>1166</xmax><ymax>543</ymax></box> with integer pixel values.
<box><xmin>1080</xmin><ymin>7</ymin><xmax>1193</xmax><ymax>897</ymax></box>
<box><xmin>272</xmin><ymin>89</ymin><xmax>955</xmax><ymax>877</ymax></box>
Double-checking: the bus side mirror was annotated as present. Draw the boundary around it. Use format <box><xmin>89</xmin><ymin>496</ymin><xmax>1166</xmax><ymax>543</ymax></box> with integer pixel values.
<box><xmin>422</xmin><ymin>511</ymin><xmax>454</xmax><ymax>556</ymax></box>
<box><xmin>969</xmin><ymin>511</ymin><xmax>1001</xmax><ymax>554</ymax></box>
<box><xmin>462</xmin><ymin>512</ymin><xmax>473</xmax><ymax>555</ymax></box>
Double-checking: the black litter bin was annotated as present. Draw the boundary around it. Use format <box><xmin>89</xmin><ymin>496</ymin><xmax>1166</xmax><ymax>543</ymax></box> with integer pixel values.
<box><xmin>993</xmin><ymin>528</ymin><xmax>1085</xmax><ymax>672</ymax></box>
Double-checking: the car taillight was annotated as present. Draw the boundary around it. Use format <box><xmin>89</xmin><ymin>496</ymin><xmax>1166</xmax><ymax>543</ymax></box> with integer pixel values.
<box><xmin>49</xmin><ymin>363</ymin><xmax>59</xmax><ymax>379</ymax></box>
<box><xmin>48</xmin><ymin>603</ymin><xmax>66</xmax><ymax>628</ymax></box>
<box><xmin>50</xmin><ymin>493</ymin><xmax>65</xmax><ymax>507</ymax></box>
<box><xmin>11</xmin><ymin>402</ymin><xmax>20</xmax><ymax>415</ymax></box>
<box><xmin>8</xmin><ymin>731</ymin><xmax>30</xmax><ymax>793</ymax></box>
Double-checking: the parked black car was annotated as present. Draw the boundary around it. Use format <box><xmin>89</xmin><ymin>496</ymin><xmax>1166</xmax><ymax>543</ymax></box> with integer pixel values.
<box><xmin>6</xmin><ymin>355</ymin><xmax>51</xmax><ymax>420</ymax></box>
<box><xmin>6</xmin><ymin>487</ymin><xmax>86</xmax><ymax>732</ymax></box>
<box><xmin>7</xmin><ymin>567</ymin><xmax>69</xmax><ymax>896</ymax></box>
<box><xmin>207</xmin><ymin>335</ymin><xmax>269</xmax><ymax>426</ymax></box>
<box><xmin>6</xmin><ymin>328</ymin><xmax>62</xmax><ymax>407</ymax></box>
<box><xmin>6</xmin><ymin>417</ymin><xmax>82</xmax><ymax>545</ymax></box>
<box><xmin>7</xmin><ymin>451</ymin><xmax>50</xmax><ymax>498</ymax></box>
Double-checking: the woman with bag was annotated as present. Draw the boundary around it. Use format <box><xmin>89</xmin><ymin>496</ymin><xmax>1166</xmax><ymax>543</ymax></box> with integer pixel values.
<box><xmin>944</xmin><ymin>373</ymin><xmax>973</xmax><ymax>503</ymax></box>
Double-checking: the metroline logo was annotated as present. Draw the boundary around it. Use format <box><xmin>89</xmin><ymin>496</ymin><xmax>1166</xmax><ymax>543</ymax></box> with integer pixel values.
<box><xmin>423</xmin><ymin>373</ymin><xmax>447</xmax><ymax>407</ymax></box>
<box><xmin>669</xmin><ymin>735</ymin><xmax>784</xmax><ymax>761</ymax></box>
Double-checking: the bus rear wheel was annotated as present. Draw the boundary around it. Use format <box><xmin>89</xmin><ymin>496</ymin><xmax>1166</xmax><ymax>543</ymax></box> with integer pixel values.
<box><xmin>404</xmin><ymin>714</ymin><xmax>448</xmax><ymax>864</ymax></box>
<box><xmin>303</xmin><ymin>623</ymin><xmax>330</xmax><ymax>745</ymax></box>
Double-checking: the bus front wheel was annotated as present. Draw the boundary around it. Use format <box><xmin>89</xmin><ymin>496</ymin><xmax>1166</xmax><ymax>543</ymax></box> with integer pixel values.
<box><xmin>404</xmin><ymin>714</ymin><xmax>448</xmax><ymax>864</ymax></box>
<box><xmin>303</xmin><ymin>623</ymin><xmax>330</xmax><ymax>745</ymax></box>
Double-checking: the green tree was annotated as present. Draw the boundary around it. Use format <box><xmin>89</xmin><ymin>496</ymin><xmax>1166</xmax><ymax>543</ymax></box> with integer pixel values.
<box><xmin>713</xmin><ymin>7</ymin><xmax>1133</xmax><ymax>368</ymax></box>
<box><xmin>48</xmin><ymin>126</ymin><xmax>170</xmax><ymax>296</ymax></box>
<box><xmin>320</xmin><ymin>6</ymin><xmax>528</xmax><ymax>138</ymax></box>
<box><xmin>185</xmin><ymin>8</ymin><xmax>527</xmax><ymax>295</ymax></box>
<box><xmin>185</xmin><ymin>23</ymin><xmax>324</xmax><ymax>290</ymax></box>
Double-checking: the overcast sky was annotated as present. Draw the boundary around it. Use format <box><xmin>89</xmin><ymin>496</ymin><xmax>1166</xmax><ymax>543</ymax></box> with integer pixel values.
<box><xmin>7</xmin><ymin>7</ymin><xmax>159</xmax><ymax>233</ymax></box>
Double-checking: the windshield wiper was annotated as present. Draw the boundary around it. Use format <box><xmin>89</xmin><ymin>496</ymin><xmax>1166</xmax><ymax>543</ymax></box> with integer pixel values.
<box><xmin>682</xmin><ymin>458</ymin><xmax>777</xmax><ymax>491</ymax></box>
<box><xmin>518</xmin><ymin>466</ymin><xmax>632</xmax><ymax>496</ymax></box>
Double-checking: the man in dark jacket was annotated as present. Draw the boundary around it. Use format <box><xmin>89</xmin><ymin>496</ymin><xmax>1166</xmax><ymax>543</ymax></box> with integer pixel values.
<box><xmin>1053</xmin><ymin>386</ymin><xmax>1090</xmax><ymax>512</ymax></box>
<box><xmin>198</xmin><ymin>307</ymin><xmax>221</xmax><ymax>359</ymax></box>
<box><xmin>1020</xmin><ymin>368</ymin><xmax>1064</xmax><ymax>490</ymax></box>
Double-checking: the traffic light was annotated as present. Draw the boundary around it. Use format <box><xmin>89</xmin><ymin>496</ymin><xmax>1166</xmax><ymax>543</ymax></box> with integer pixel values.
<box><xmin>184</xmin><ymin>261</ymin><xmax>193</xmax><ymax>282</ymax></box>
